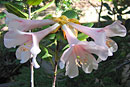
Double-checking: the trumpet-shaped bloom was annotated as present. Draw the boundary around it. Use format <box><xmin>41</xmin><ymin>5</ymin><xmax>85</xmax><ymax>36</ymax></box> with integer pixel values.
<box><xmin>4</xmin><ymin>11</ymin><xmax>55</xmax><ymax>31</ymax></box>
<box><xmin>68</xmin><ymin>21</ymin><xmax>126</xmax><ymax>60</ymax></box>
<box><xmin>60</xmin><ymin>24</ymin><xmax>108</xmax><ymax>78</ymax></box>
<box><xmin>4</xmin><ymin>23</ymin><xmax>60</xmax><ymax>68</ymax></box>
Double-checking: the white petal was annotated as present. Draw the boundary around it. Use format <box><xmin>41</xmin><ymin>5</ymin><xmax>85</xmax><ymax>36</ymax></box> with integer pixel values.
<box><xmin>82</xmin><ymin>53</ymin><xmax>98</xmax><ymax>73</ymax></box>
<box><xmin>104</xmin><ymin>20</ymin><xmax>127</xmax><ymax>37</ymax></box>
<box><xmin>65</xmin><ymin>53</ymin><xmax>79</xmax><ymax>78</ymax></box>
<box><xmin>60</xmin><ymin>47</ymin><xmax>73</xmax><ymax>64</ymax></box>
<box><xmin>59</xmin><ymin>61</ymin><xmax>65</xmax><ymax>69</ymax></box>
<box><xmin>32</xmin><ymin>55</ymin><xmax>40</xmax><ymax>68</ymax></box>
<box><xmin>4</xmin><ymin>31</ymin><xmax>31</xmax><ymax>48</ymax></box>
<box><xmin>78</xmin><ymin>41</ymin><xmax>108</xmax><ymax>61</ymax></box>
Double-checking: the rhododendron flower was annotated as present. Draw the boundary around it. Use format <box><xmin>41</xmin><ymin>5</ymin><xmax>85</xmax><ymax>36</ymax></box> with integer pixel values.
<box><xmin>68</xmin><ymin>21</ymin><xmax>126</xmax><ymax>61</ymax></box>
<box><xmin>4</xmin><ymin>23</ymin><xmax>60</xmax><ymax>68</ymax></box>
<box><xmin>4</xmin><ymin>10</ymin><xmax>55</xmax><ymax>31</ymax></box>
<box><xmin>60</xmin><ymin>24</ymin><xmax>108</xmax><ymax>78</ymax></box>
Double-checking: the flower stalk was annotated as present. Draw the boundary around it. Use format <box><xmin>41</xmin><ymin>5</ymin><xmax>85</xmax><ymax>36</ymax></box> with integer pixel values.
<box><xmin>52</xmin><ymin>39</ymin><xmax>59</xmax><ymax>87</ymax></box>
<box><xmin>28</xmin><ymin>5</ymin><xmax>34</xmax><ymax>87</ymax></box>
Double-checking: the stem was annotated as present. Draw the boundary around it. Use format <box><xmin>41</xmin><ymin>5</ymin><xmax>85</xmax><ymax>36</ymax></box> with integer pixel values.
<box><xmin>52</xmin><ymin>40</ymin><xmax>59</xmax><ymax>87</ymax></box>
<box><xmin>52</xmin><ymin>62</ymin><xmax>58</xmax><ymax>87</ymax></box>
<box><xmin>31</xmin><ymin>62</ymin><xmax>34</xmax><ymax>87</ymax></box>
<box><xmin>98</xmin><ymin>0</ymin><xmax>103</xmax><ymax>27</ymax></box>
<box><xmin>28</xmin><ymin>5</ymin><xmax>34</xmax><ymax>87</ymax></box>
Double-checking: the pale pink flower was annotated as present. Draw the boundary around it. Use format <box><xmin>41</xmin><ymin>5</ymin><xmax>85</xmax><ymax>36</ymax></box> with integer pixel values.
<box><xmin>60</xmin><ymin>24</ymin><xmax>108</xmax><ymax>78</ymax></box>
<box><xmin>4</xmin><ymin>23</ymin><xmax>60</xmax><ymax>68</ymax></box>
<box><xmin>68</xmin><ymin>21</ymin><xmax>126</xmax><ymax>60</ymax></box>
<box><xmin>4</xmin><ymin>10</ymin><xmax>55</xmax><ymax>31</ymax></box>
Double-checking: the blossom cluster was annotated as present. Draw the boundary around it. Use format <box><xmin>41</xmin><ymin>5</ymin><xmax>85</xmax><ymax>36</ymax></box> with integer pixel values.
<box><xmin>4</xmin><ymin>11</ymin><xmax>126</xmax><ymax>78</ymax></box>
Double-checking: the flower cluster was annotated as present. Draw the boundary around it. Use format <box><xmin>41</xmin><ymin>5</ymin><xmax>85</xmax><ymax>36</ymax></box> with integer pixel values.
<box><xmin>4</xmin><ymin>11</ymin><xmax>126</xmax><ymax>78</ymax></box>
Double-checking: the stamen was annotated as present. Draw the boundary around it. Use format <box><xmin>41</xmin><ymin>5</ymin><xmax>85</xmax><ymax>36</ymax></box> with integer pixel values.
<box><xmin>75</xmin><ymin>59</ymin><xmax>81</xmax><ymax>67</ymax></box>
<box><xmin>20</xmin><ymin>47</ymin><xmax>29</xmax><ymax>51</ymax></box>
<box><xmin>76</xmin><ymin>56</ymin><xmax>88</xmax><ymax>66</ymax></box>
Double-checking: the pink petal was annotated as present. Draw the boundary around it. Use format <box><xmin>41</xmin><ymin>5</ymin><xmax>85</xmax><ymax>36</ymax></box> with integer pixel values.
<box><xmin>62</xmin><ymin>24</ymin><xmax>79</xmax><ymax>45</ymax></box>
<box><xmin>4</xmin><ymin>31</ymin><xmax>31</xmax><ymax>48</ymax></box>
<box><xmin>104</xmin><ymin>20</ymin><xmax>127</xmax><ymax>37</ymax></box>
<box><xmin>78</xmin><ymin>41</ymin><xmax>108</xmax><ymax>61</ymax></box>
<box><xmin>60</xmin><ymin>48</ymin><xmax>73</xmax><ymax>64</ymax></box>
<box><xmin>4</xmin><ymin>11</ymin><xmax>55</xmax><ymax>31</ymax></box>
<box><xmin>73</xmin><ymin>44</ymin><xmax>98</xmax><ymax>73</ymax></box>
<box><xmin>68</xmin><ymin>22</ymin><xmax>107</xmax><ymax>46</ymax></box>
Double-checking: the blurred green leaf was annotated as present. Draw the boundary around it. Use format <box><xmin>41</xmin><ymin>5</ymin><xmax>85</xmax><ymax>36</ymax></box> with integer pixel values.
<box><xmin>82</xmin><ymin>23</ymin><xmax>94</xmax><ymax>27</ymax></box>
<box><xmin>103</xmin><ymin>3</ymin><xmax>111</xmax><ymax>11</ymax></box>
<box><xmin>78</xmin><ymin>33</ymin><xmax>89</xmax><ymax>41</ymax></box>
<box><xmin>32</xmin><ymin>0</ymin><xmax>55</xmax><ymax>15</ymax></box>
<box><xmin>5</xmin><ymin>3</ymin><xmax>28</xmax><ymax>18</ymax></box>
<box><xmin>108</xmin><ymin>11</ymin><xmax>113</xmax><ymax>15</ymax></box>
<box><xmin>26</xmin><ymin>0</ymin><xmax>43</xmax><ymax>6</ymax></box>
<box><xmin>43</xmin><ymin>14</ymin><xmax>53</xmax><ymax>19</ymax></box>
<box><xmin>42</xmin><ymin>47</ymin><xmax>52</xmax><ymax>59</ymax></box>
<box><xmin>101</xmin><ymin>16</ymin><xmax>112</xmax><ymax>20</ymax></box>
<box><xmin>77</xmin><ymin>23</ymin><xmax>93</xmax><ymax>41</ymax></box>
<box><xmin>62</xmin><ymin>44</ymin><xmax>69</xmax><ymax>51</ymax></box>
<box><xmin>62</xmin><ymin>10</ymin><xmax>78</xmax><ymax>19</ymax></box>
<box><xmin>46</xmin><ymin>34</ymin><xmax>56</xmax><ymax>40</ymax></box>
<box><xmin>0</xmin><ymin>12</ymin><xmax>6</xmax><ymax>19</ymax></box>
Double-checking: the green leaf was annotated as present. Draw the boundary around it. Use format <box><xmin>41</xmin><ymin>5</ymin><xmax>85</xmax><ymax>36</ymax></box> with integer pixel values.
<box><xmin>42</xmin><ymin>47</ymin><xmax>52</xmax><ymax>59</ymax></box>
<box><xmin>0</xmin><ymin>12</ymin><xmax>6</xmax><ymax>19</ymax></box>
<box><xmin>101</xmin><ymin>16</ymin><xmax>112</xmax><ymax>20</ymax></box>
<box><xmin>82</xmin><ymin>23</ymin><xmax>94</xmax><ymax>27</ymax></box>
<box><xmin>62</xmin><ymin>44</ymin><xmax>69</xmax><ymax>51</ymax></box>
<box><xmin>32</xmin><ymin>0</ymin><xmax>55</xmax><ymax>15</ymax></box>
<box><xmin>45</xmin><ymin>34</ymin><xmax>56</xmax><ymax>40</ymax></box>
<box><xmin>78</xmin><ymin>33</ymin><xmax>89</xmax><ymax>41</ymax></box>
<box><xmin>62</xmin><ymin>10</ymin><xmax>78</xmax><ymax>19</ymax></box>
<box><xmin>26</xmin><ymin>0</ymin><xmax>43</xmax><ymax>6</ymax></box>
<box><xmin>5</xmin><ymin>3</ymin><xmax>28</xmax><ymax>18</ymax></box>
<box><xmin>103</xmin><ymin>3</ymin><xmax>111</xmax><ymax>11</ymax></box>
<box><xmin>43</xmin><ymin>14</ymin><xmax>53</xmax><ymax>19</ymax></box>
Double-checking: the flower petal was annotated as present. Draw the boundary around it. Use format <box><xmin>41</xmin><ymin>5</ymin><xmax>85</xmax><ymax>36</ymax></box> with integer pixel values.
<box><xmin>82</xmin><ymin>53</ymin><xmax>98</xmax><ymax>73</ymax></box>
<box><xmin>62</xmin><ymin>24</ymin><xmax>79</xmax><ymax>45</ymax></box>
<box><xmin>16</xmin><ymin>45</ymin><xmax>31</xmax><ymax>63</ymax></box>
<box><xmin>4</xmin><ymin>11</ymin><xmax>55</xmax><ymax>31</ymax></box>
<box><xmin>4</xmin><ymin>31</ymin><xmax>31</xmax><ymax>48</ymax></box>
<box><xmin>65</xmin><ymin>52</ymin><xmax>79</xmax><ymax>78</ymax></box>
<box><xmin>32</xmin><ymin>55</ymin><xmax>40</xmax><ymax>68</ymax></box>
<box><xmin>104</xmin><ymin>20</ymin><xmax>127</xmax><ymax>37</ymax></box>
<box><xmin>78</xmin><ymin>41</ymin><xmax>108</xmax><ymax>61</ymax></box>
<box><xmin>68</xmin><ymin>22</ymin><xmax>107</xmax><ymax>46</ymax></box>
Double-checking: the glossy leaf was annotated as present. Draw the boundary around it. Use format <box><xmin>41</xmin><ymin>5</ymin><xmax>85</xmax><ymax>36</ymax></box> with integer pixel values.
<box><xmin>103</xmin><ymin>3</ymin><xmax>111</xmax><ymax>11</ymax></box>
<box><xmin>41</xmin><ymin>47</ymin><xmax>52</xmax><ymax>59</ymax></box>
<box><xmin>101</xmin><ymin>16</ymin><xmax>112</xmax><ymax>20</ymax></box>
<box><xmin>32</xmin><ymin>0</ymin><xmax>55</xmax><ymax>15</ymax></box>
<box><xmin>82</xmin><ymin>23</ymin><xmax>94</xmax><ymax>27</ymax></box>
<box><xmin>62</xmin><ymin>10</ymin><xmax>78</xmax><ymax>19</ymax></box>
<box><xmin>26</xmin><ymin>0</ymin><xmax>43</xmax><ymax>6</ymax></box>
<box><xmin>5</xmin><ymin>3</ymin><xmax>28</xmax><ymax>18</ymax></box>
